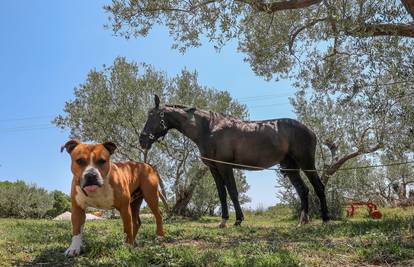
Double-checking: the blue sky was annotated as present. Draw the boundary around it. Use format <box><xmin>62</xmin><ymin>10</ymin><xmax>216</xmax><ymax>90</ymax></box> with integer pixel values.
<box><xmin>0</xmin><ymin>1</ymin><xmax>296</xmax><ymax>209</ymax></box>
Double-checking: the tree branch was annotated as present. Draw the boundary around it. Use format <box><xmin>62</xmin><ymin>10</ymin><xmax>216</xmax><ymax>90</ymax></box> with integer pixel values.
<box><xmin>358</xmin><ymin>127</ymin><xmax>372</xmax><ymax>147</ymax></box>
<box><xmin>403</xmin><ymin>180</ymin><xmax>414</xmax><ymax>186</ymax></box>
<box><xmin>289</xmin><ymin>17</ymin><xmax>328</xmax><ymax>53</ymax></box>
<box><xmin>322</xmin><ymin>143</ymin><xmax>383</xmax><ymax>184</ymax></box>
<box><xmin>337</xmin><ymin>144</ymin><xmax>382</xmax><ymax>172</ymax></box>
<box><xmin>237</xmin><ymin>0</ymin><xmax>322</xmax><ymax>13</ymax></box>
<box><xmin>351</xmin><ymin>22</ymin><xmax>414</xmax><ymax>38</ymax></box>
<box><xmin>324</xmin><ymin>140</ymin><xmax>338</xmax><ymax>161</ymax></box>
<box><xmin>401</xmin><ymin>0</ymin><xmax>414</xmax><ymax>20</ymax></box>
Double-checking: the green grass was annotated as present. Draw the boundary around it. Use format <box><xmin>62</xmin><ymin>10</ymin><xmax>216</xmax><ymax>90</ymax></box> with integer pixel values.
<box><xmin>1</xmin><ymin>206</ymin><xmax>413</xmax><ymax>266</ymax></box>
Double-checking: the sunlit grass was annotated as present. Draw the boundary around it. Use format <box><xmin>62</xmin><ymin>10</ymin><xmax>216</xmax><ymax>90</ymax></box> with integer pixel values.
<box><xmin>1</xmin><ymin>206</ymin><xmax>413</xmax><ymax>266</ymax></box>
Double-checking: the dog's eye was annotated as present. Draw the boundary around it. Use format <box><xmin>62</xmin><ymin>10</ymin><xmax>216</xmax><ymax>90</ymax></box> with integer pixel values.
<box><xmin>76</xmin><ymin>159</ymin><xmax>87</xmax><ymax>166</ymax></box>
<box><xmin>97</xmin><ymin>159</ymin><xmax>106</xmax><ymax>165</ymax></box>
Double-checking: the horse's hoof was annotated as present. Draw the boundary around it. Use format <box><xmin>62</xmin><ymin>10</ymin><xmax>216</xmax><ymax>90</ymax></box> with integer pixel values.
<box><xmin>297</xmin><ymin>222</ymin><xmax>309</xmax><ymax>227</ymax></box>
<box><xmin>298</xmin><ymin>211</ymin><xmax>309</xmax><ymax>225</ymax></box>
<box><xmin>322</xmin><ymin>216</ymin><xmax>330</xmax><ymax>224</ymax></box>
<box><xmin>218</xmin><ymin>218</ymin><xmax>227</xmax><ymax>228</ymax></box>
<box><xmin>234</xmin><ymin>220</ymin><xmax>243</xmax><ymax>226</ymax></box>
<box><xmin>297</xmin><ymin>221</ymin><xmax>309</xmax><ymax>227</ymax></box>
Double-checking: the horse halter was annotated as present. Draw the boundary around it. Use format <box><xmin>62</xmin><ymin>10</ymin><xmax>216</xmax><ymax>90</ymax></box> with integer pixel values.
<box><xmin>143</xmin><ymin>111</ymin><xmax>168</xmax><ymax>141</ymax></box>
<box><xmin>159</xmin><ymin>111</ymin><xmax>168</xmax><ymax>131</ymax></box>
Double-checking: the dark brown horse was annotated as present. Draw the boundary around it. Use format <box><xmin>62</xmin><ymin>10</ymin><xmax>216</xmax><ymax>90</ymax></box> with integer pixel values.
<box><xmin>139</xmin><ymin>95</ymin><xmax>329</xmax><ymax>227</ymax></box>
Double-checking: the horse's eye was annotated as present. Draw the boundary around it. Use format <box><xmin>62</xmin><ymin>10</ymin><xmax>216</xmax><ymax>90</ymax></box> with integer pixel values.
<box><xmin>97</xmin><ymin>159</ymin><xmax>106</xmax><ymax>165</ymax></box>
<box><xmin>76</xmin><ymin>158</ymin><xmax>87</xmax><ymax>166</ymax></box>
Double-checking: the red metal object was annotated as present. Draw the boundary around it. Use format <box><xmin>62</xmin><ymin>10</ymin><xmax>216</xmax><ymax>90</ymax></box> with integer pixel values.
<box><xmin>346</xmin><ymin>201</ymin><xmax>382</xmax><ymax>219</ymax></box>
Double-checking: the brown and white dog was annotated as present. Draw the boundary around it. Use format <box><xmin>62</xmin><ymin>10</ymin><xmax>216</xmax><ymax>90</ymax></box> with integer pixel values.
<box><xmin>61</xmin><ymin>140</ymin><xmax>166</xmax><ymax>256</ymax></box>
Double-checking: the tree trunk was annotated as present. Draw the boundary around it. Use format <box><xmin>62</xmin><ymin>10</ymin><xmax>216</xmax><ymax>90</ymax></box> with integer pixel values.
<box><xmin>208</xmin><ymin>206</ymin><xmax>215</xmax><ymax>216</ymax></box>
<box><xmin>171</xmin><ymin>167</ymin><xmax>208</xmax><ymax>216</ymax></box>
<box><xmin>172</xmin><ymin>191</ymin><xmax>193</xmax><ymax>216</ymax></box>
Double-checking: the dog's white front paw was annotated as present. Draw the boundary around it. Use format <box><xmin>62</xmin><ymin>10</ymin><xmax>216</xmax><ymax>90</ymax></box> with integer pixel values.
<box><xmin>65</xmin><ymin>246</ymin><xmax>81</xmax><ymax>256</ymax></box>
<box><xmin>65</xmin><ymin>234</ymin><xmax>82</xmax><ymax>256</ymax></box>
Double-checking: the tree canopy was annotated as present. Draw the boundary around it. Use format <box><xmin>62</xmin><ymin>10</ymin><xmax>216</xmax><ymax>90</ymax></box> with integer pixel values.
<box><xmin>104</xmin><ymin>0</ymin><xmax>414</xmax><ymax>210</ymax></box>
<box><xmin>54</xmin><ymin>57</ymin><xmax>250</xmax><ymax>216</ymax></box>
<box><xmin>105</xmin><ymin>1</ymin><xmax>414</xmax><ymax>88</ymax></box>
<box><xmin>105</xmin><ymin>0</ymin><xmax>414</xmax><ymax>149</ymax></box>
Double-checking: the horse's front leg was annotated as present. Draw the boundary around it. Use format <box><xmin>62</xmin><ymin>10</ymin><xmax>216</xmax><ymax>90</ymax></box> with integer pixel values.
<box><xmin>220</xmin><ymin>167</ymin><xmax>244</xmax><ymax>226</ymax></box>
<box><xmin>210</xmin><ymin>167</ymin><xmax>229</xmax><ymax>228</ymax></box>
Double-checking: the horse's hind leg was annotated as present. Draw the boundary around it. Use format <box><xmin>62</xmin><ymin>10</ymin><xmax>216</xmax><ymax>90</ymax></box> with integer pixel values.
<box><xmin>303</xmin><ymin>168</ymin><xmax>329</xmax><ymax>222</ymax></box>
<box><xmin>293</xmin><ymin>135</ymin><xmax>330</xmax><ymax>223</ymax></box>
<box><xmin>296</xmin><ymin>151</ymin><xmax>329</xmax><ymax>222</ymax></box>
<box><xmin>280</xmin><ymin>157</ymin><xmax>309</xmax><ymax>225</ymax></box>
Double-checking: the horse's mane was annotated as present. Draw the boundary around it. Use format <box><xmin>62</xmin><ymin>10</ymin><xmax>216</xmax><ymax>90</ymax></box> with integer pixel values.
<box><xmin>165</xmin><ymin>104</ymin><xmax>240</xmax><ymax>121</ymax></box>
<box><xmin>165</xmin><ymin>104</ymin><xmax>189</xmax><ymax>109</ymax></box>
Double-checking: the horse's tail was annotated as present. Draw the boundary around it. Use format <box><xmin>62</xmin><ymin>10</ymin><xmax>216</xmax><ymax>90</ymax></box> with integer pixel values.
<box><xmin>158</xmin><ymin>189</ymin><xmax>168</xmax><ymax>208</ymax></box>
<box><xmin>158</xmin><ymin>189</ymin><xmax>171</xmax><ymax>216</ymax></box>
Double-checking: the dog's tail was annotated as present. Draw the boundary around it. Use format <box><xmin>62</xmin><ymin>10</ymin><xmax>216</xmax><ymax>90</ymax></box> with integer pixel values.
<box><xmin>145</xmin><ymin>161</ymin><xmax>171</xmax><ymax>216</ymax></box>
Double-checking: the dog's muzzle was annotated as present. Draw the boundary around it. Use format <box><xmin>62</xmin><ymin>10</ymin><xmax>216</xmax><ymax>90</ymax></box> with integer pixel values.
<box><xmin>81</xmin><ymin>168</ymin><xmax>104</xmax><ymax>193</ymax></box>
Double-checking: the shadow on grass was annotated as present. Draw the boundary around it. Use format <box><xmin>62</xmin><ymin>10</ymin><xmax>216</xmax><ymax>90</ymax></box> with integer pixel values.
<box><xmin>356</xmin><ymin>237</ymin><xmax>414</xmax><ymax>265</ymax></box>
<box><xmin>13</xmin><ymin>247</ymin><xmax>75</xmax><ymax>267</ymax></box>
<box><xmin>4</xmin><ymin>215</ymin><xmax>413</xmax><ymax>266</ymax></box>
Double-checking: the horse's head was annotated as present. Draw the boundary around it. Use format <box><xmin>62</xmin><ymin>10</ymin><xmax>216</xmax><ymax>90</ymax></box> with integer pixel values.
<box><xmin>139</xmin><ymin>95</ymin><xmax>170</xmax><ymax>150</ymax></box>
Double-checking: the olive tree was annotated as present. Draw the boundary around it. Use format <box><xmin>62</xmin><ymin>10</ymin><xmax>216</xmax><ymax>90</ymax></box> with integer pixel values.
<box><xmin>104</xmin><ymin>0</ymin><xmax>414</xmax><ymax>141</ymax></box>
<box><xmin>104</xmin><ymin>0</ymin><xmax>414</xmax><ymax>207</ymax></box>
<box><xmin>54</xmin><ymin>57</ymin><xmax>250</xmax><ymax>216</ymax></box>
<box><xmin>104</xmin><ymin>1</ymin><xmax>414</xmax><ymax>91</ymax></box>
<box><xmin>277</xmin><ymin>87</ymin><xmax>413</xmax><ymax>218</ymax></box>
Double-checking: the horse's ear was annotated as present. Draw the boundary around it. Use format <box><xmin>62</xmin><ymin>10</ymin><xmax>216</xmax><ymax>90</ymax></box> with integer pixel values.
<box><xmin>103</xmin><ymin>141</ymin><xmax>117</xmax><ymax>155</ymax></box>
<box><xmin>154</xmin><ymin>94</ymin><xmax>160</xmax><ymax>109</ymax></box>
<box><xmin>184</xmin><ymin>107</ymin><xmax>196</xmax><ymax>113</ymax></box>
<box><xmin>61</xmin><ymin>139</ymin><xmax>80</xmax><ymax>154</ymax></box>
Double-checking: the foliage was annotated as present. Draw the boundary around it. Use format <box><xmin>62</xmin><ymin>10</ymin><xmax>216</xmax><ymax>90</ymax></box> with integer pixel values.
<box><xmin>188</xmin><ymin>169</ymin><xmax>250</xmax><ymax>218</ymax></box>
<box><xmin>288</xmin><ymin>89</ymin><xmax>414</xmax><ymax>206</ymax></box>
<box><xmin>104</xmin><ymin>1</ymin><xmax>414</xmax><ymax>91</ymax></box>
<box><xmin>45</xmin><ymin>190</ymin><xmax>71</xmax><ymax>218</ymax></box>
<box><xmin>54</xmin><ymin>57</ymin><xmax>250</xmax><ymax>217</ymax></box>
<box><xmin>104</xmin><ymin>0</ymin><xmax>414</xmax><ymax>213</ymax></box>
<box><xmin>373</xmin><ymin>152</ymin><xmax>414</xmax><ymax>206</ymax></box>
<box><xmin>276</xmin><ymin>171</ymin><xmax>345</xmax><ymax>220</ymax></box>
<box><xmin>0</xmin><ymin>180</ymin><xmax>54</xmax><ymax>219</ymax></box>
<box><xmin>1</xmin><ymin>206</ymin><xmax>414</xmax><ymax>266</ymax></box>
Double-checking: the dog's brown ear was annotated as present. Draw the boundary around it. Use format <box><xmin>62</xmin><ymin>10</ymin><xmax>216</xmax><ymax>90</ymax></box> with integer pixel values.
<box><xmin>61</xmin><ymin>140</ymin><xmax>80</xmax><ymax>154</ymax></box>
<box><xmin>103</xmin><ymin>141</ymin><xmax>117</xmax><ymax>155</ymax></box>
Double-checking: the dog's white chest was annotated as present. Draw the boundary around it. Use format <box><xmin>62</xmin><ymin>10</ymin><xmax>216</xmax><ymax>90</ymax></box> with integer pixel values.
<box><xmin>75</xmin><ymin>184</ymin><xmax>115</xmax><ymax>210</ymax></box>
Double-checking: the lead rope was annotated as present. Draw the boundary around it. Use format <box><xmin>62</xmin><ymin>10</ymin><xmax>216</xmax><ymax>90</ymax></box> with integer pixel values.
<box><xmin>198</xmin><ymin>156</ymin><xmax>414</xmax><ymax>173</ymax></box>
<box><xmin>143</xmin><ymin>149</ymin><xmax>148</xmax><ymax>163</ymax></box>
<box><xmin>152</xmin><ymin>139</ymin><xmax>414</xmax><ymax>172</ymax></box>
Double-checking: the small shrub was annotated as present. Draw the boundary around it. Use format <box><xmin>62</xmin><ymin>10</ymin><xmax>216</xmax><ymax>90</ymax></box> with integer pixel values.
<box><xmin>0</xmin><ymin>180</ymin><xmax>54</xmax><ymax>218</ymax></box>
<box><xmin>45</xmin><ymin>190</ymin><xmax>71</xmax><ymax>218</ymax></box>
